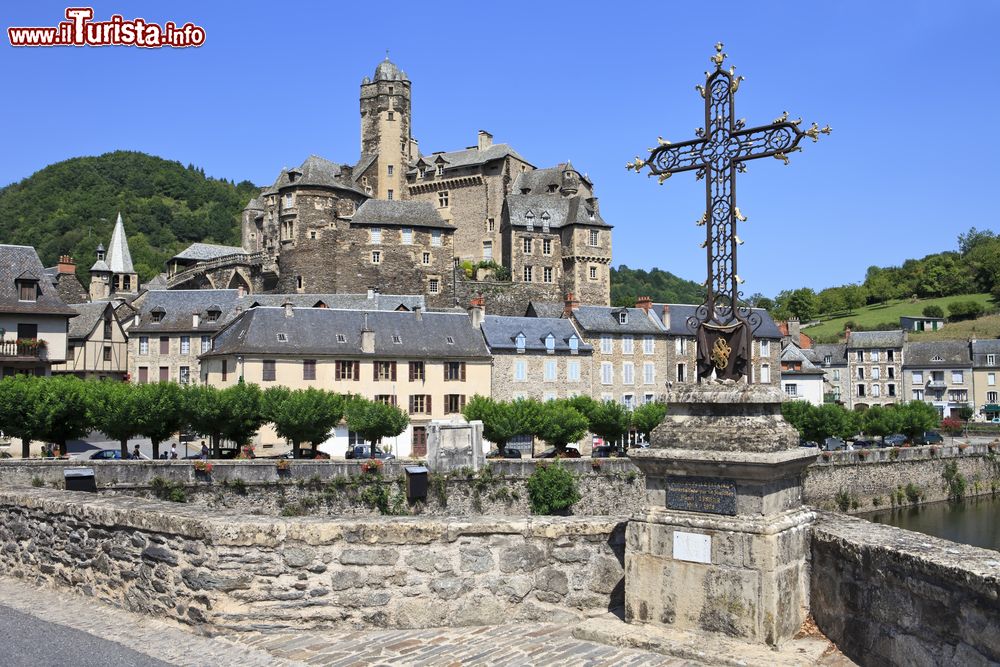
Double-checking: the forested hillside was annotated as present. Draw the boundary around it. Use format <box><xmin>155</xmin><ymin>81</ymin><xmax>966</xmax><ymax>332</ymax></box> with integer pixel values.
<box><xmin>0</xmin><ymin>151</ymin><xmax>257</xmax><ymax>283</ymax></box>
<box><xmin>610</xmin><ymin>265</ymin><xmax>704</xmax><ymax>307</ymax></box>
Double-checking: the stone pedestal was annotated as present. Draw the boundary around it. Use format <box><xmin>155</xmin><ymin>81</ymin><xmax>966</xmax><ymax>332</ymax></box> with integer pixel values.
<box><xmin>625</xmin><ymin>383</ymin><xmax>815</xmax><ymax>646</ymax></box>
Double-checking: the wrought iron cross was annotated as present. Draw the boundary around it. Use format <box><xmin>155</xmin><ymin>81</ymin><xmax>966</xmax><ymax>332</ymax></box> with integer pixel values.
<box><xmin>628</xmin><ymin>43</ymin><xmax>829</xmax><ymax>382</ymax></box>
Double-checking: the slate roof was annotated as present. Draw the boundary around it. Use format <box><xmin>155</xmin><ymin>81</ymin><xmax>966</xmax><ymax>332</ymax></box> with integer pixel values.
<box><xmin>570</xmin><ymin>306</ymin><xmax>665</xmax><ymax>335</ymax></box>
<box><xmin>511</xmin><ymin>163</ymin><xmax>593</xmax><ymax>193</ymax></box>
<box><xmin>145</xmin><ymin>273</ymin><xmax>168</xmax><ymax>290</ymax></box>
<box><xmin>480</xmin><ymin>316</ymin><xmax>591</xmax><ymax>353</ymax></box>
<box><xmin>804</xmin><ymin>343</ymin><xmax>847</xmax><ymax>366</ymax></box>
<box><xmin>410</xmin><ymin>144</ymin><xmax>530</xmax><ymax>174</ymax></box>
<box><xmin>43</xmin><ymin>266</ymin><xmax>89</xmax><ymax>304</ymax></box>
<box><xmin>68</xmin><ymin>302</ymin><xmax>115</xmax><ymax>339</ymax></box>
<box><xmin>206</xmin><ymin>307</ymin><xmax>490</xmax><ymax>359</ymax></box>
<box><xmin>271</xmin><ymin>156</ymin><xmax>369</xmax><ymax>196</ymax></box>
<box><xmin>243</xmin><ymin>197</ymin><xmax>264</xmax><ymax>211</ymax></box>
<box><xmin>971</xmin><ymin>339</ymin><xmax>1000</xmax><ymax>367</ymax></box>
<box><xmin>351</xmin><ymin>200</ymin><xmax>453</xmax><ymax>229</ymax></box>
<box><xmin>90</xmin><ymin>259</ymin><xmax>110</xmax><ymax>273</ymax></box>
<box><xmin>903</xmin><ymin>340</ymin><xmax>971</xmax><ymax>367</ymax></box>
<box><xmin>352</xmin><ymin>153</ymin><xmax>378</xmax><ymax>183</ymax></box>
<box><xmin>170</xmin><ymin>243</ymin><xmax>247</xmax><ymax>263</ymax></box>
<box><xmin>652</xmin><ymin>303</ymin><xmax>782</xmax><ymax>339</ymax></box>
<box><xmin>0</xmin><ymin>245</ymin><xmax>77</xmax><ymax>316</ymax></box>
<box><xmin>505</xmin><ymin>193</ymin><xmax>610</xmax><ymax>229</ymax></box>
<box><xmin>106</xmin><ymin>213</ymin><xmax>134</xmax><ymax>274</ymax></box>
<box><xmin>846</xmin><ymin>330</ymin><xmax>906</xmax><ymax>349</ymax></box>
<box><xmin>525</xmin><ymin>301</ymin><xmax>565</xmax><ymax>318</ymax></box>
<box><xmin>780</xmin><ymin>344</ymin><xmax>825</xmax><ymax>375</ymax></box>
<box><xmin>129</xmin><ymin>289</ymin><xmax>241</xmax><ymax>333</ymax></box>
<box><xmin>238</xmin><ymin>293</ymin><xmax>425</xmax><ymax>312</ymax></box>
<box><xmin>373</xmin><ymin>57</ymin><xmax>407</xmax><ymax>82</ymax></box>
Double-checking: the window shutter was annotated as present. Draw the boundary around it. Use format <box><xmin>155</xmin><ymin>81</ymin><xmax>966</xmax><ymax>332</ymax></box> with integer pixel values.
<box><xmin>391</xmin><ymin>395</ymin><xmax>397</xmax><ymax>407</ymax></box>
<box><xmin>373</xmin><ymin>362</ymin><xmax>379</xmax><ymax>381</ymax></box>
<box><xmin>460</xmin><ymin>362</ymin><xmax>466</xmax><ymax>381</ymax></box>
<box><xmin>426</xmin><ymin>395</ymin><xmax>432</xmax><ymax>414</ymax></box>
<box><xmin>408</xmin><ymin>362</ymin><xmax>415</xmax><ymax>381</ymax></box>
<box><xmin>460</xmin><ymin>395</ymin><xmax>466</xmax><ymax>411</ymax></box>
<box><xmin>391</xmin><ymin>361</ymin><xmax>397</xmax><ymax>381</ymax></box>
<box><xmin>353</xmin><ymin>360</ymin><xmax>360</xmax><ymax>380</ymax></box>
<box><xmin>408</xmin><ymin>396</ymin><xmax>415</xmax><ymax>414</ymax></box>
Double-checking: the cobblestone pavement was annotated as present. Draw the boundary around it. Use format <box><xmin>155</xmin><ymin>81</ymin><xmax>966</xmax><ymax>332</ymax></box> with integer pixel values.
<box><xmin>0</xmin><ymin>578</ymin><xmax>686</xmax><ymax>666</ymax></box>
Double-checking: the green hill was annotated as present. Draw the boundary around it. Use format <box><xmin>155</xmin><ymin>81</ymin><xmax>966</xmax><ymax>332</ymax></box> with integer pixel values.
<box><xmin>610</xmin><ymin>265</ymin><xmax>705</xmax><ymax>307</ymax></box>
<box><xmin>0</xmin><ymin>151</ymin><xmax>258</xmax><ymax>283</ymax></box>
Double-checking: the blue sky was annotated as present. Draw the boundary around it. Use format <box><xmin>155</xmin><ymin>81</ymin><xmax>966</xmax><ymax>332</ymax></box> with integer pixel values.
<box><xmin>2</xmin><ymin>1</ymin><xmax>997</xmax><ymax>297</ymax></box>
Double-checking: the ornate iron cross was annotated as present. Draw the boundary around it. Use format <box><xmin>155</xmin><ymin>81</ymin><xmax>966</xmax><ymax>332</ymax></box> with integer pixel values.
<box><xmin>628</xmin><ymin>43</ymin><xmax>829</xmax><ymax>382</ymax></box>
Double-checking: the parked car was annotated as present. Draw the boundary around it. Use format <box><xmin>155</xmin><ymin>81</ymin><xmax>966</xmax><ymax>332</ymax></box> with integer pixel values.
<box><xmin>883</xmin><ymin>434</ymin><xmax>908</xmax><ymax>447</ymax></box>
<box><xmin>851</xmin><ymin>439</ymin><xmax>875</xmax><ymax>449</ymax></box>
<box><xmin>89</xmin><ymin>449</ymin><xmax>121</xmax><ymax>460</ymax></box>
<box><xmin>486</xmin><ymin>448</ymin><xmax>522</xmax><ymax>459</ymax></box>
<box><xmin>345</xmin><ymin>445</ymin><xmax>393</xmax><ymax>460</ymax></box>
<box><xmin>913</xmin><ymin>431</ymin><xmax>943</xmax><ymax>445</ymax></box>
<box><xmin>536</xmin><ymin>446</ymin><xmax>581</xmax><ymax>459</ymax></box>
<box><xmin>591</xmin><ymin>445</ymin><xmax>618</xmax><ymax>458</ymax></box>
<box><xmin>822</xmin><ymin>437</ymin><xmax>846</xmax><ymax>451</ymax></box>
<box><xmin>298</xmin><ymin>448</ymin><xmax>331</xmax><ymax>460</ymax></box>
<box><xmin>799</xmin><ymin>439</ymin><xmax>819</xmax><ymax>448</ymax></box>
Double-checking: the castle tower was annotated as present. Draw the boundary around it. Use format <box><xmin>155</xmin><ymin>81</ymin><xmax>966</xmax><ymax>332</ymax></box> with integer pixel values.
<box><xmin>89</xmin><ymin>212</ymin><xmax>139</xmax><ymax>300</ymax></box>
<box><xmin>360</xmin><ymin>54</ymin><xmax>413</xmax><ymax>201</ymax></box>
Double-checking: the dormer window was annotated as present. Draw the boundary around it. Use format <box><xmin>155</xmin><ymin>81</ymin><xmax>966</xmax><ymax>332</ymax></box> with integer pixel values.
<box><xmin>151</xmin><ymin>307</ymin><xmax>165</xmax><ymax>323</ymax></box>
<box><xmin>525</xmin><ymin>210</ymin><xmax>535</xmax><ymax>231</ymax></box>
<box><xmin>569</xmin><ymin>335</ymin><xmax>579</xmax><ymax>354</ymax></box>
<box><xmin>276</xmin><ymin>333</ymin><xmax>288</xmax><ymax>342</ymax></box>
<box><xmin>547</xmin><ymin>184</ymin><xmax>558</xmax><ymax>193</ymax></box>
<box><xmin>436</xmin><ymin>164</ymin><xmax>444</xmax><ymax>176</ymax></box>
<box><xmin>515</xmin><ymin>333</ymin><xmax>526</xmax><ymax>352</ymax></box>
<box><xmin>446</xmin><ymin>336</ymin><xmax>455</xmax><ymax>345</ymax></box>
<box><xmin>545</xmin><ymin>334</ymin><xmax>555</xmax><ymax>353</ymax></box>
<box><xmin>392</xmin><ymin>335</ymin><xmax>402</xmax><ymax>344</ymax></box>
<box><xmin>931</xmin><ymin>355</ymin><xmax>944</xmax><ymax>362</ymax></box>
<box><xmin>618</xmin><ymin>311</ymin><xmax>628</xmax><ymax>325</ymax></box>
<box><xmin>206</xmin><ymin>307</ymin><xmax>221</xmax><ymax>323</ymax></box>
<box><xmin>336</xmin><ymin>334</ymin><xmax>346</xmax><ymax>343</ymax></box>
<box><xmin>520</xmin><ymin>188</ymin><xmax>530</xmax><ymax>194</ymax></box>
<box><xmin>541</xmin><ymin>211</ymin><xmax>550</xmax><ymax>232</ymax></box>
<box><xmin>16</xmin><ymin>278</ymin><xmax>38</xmax><ymax>302</ymax></box>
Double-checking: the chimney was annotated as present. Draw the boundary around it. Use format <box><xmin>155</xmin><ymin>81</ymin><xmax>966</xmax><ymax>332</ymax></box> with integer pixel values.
<box><xmin>477</xmin><ymin>130</ymin><xmax>493</xmax><ymax>151</ymax></box>
<box><xmin>283</xmin><ymin>300</ymin><xmax>293</xmax><ymax>318</ymax></box>
<box><xmin>192</xmin><ymin>312</ymin><xmax>200</xmax><ymax>328</ymax></box>
<box><xmin>787</xmin><ymin>318</ymin><xmax>800</xmax><ymax>344</ymax></box>
<box><xmin>236</xmin><ymin>285</ymin><xmax>245</xmax><ymax>298</ymax></box>
<box><xmin>661</xmin><ymin>304</ymin><xmax>670</xmax><ymax>328</ymax></box>
<box><xmin>636</xmin><ymin>296</ymin><xmax>652</xmax><ymax>313</ymax></box>
<box><xmin>361</xmin><ymin>313</ymin><xmax>375</xmax><ymax>353</ymax></box>
<box><xmin>413</xmin><ymin>305</ymin><xmax>422</xmax><ymax>321</ymax></box>
<box><xmin>57</xmin><ymin>255</ymin><xmax>76</xmax><ymax>275</ymax></box>
<box><xmin>843</xmin><ymin>326</ymin><xmax>851</xmax><ymax>342</ymax></box>
<box><xmin>563</xmin><ymin>293</ymin><xmax>579</xmax><ymax>318</ymax></box>
<box><xmin>133</xmin><ymin>314</ymin><xmax>140</xmax><ymax>328</ymax></box>
<box><xmin>468</xmin><ymin>296</ymin><xmax>485</xmax><ymax>329</ymax></box>
<box><xmin>367</xmin><ymin>287</ymin><xmax>376</xmax><ymax>300</ymax></box>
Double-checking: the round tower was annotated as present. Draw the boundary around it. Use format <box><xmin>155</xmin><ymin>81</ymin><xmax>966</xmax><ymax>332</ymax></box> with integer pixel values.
<box><xmin>359</xmin><ymin>54</ymin><xmax>412</xmax><ymax>201</ymax></box>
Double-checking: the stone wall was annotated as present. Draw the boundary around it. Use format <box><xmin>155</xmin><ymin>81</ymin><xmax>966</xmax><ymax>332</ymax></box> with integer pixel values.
<box><xmin>0</xmin><ymin>488</ymin><xmax>625</xmax><ymax>632</ymax></box>
<box><xmin>455</xmin><ymin>277</ymin><xmax>562</xmax><ymax>316</ymax></box>
<box><xmin>811</xmin><ymin>512</ymin><xmax>1000</xmax><ymax>666</ymax></box>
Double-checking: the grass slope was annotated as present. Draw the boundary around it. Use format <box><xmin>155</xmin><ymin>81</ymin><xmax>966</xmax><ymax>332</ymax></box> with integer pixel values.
<box><xmin>804</xmin><ymin>293</ymin><xmax>996</xmax><ymax>342</ymax></box>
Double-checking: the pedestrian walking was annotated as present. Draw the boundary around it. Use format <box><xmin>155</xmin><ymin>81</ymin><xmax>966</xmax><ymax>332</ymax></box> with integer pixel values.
<box><xmin>200</xmin><ymin>441</ymin><xmax>209</xmax><ymax>460</ymax></box>
<box><xmin>132</xmin><ymin>444</ymin><xmax>142</xmax><ymax>460</ymax></box>
<box><xmin>170</xmin><ymin>444</ymin><xmax>178</xmax><ymax>460</ymax></box>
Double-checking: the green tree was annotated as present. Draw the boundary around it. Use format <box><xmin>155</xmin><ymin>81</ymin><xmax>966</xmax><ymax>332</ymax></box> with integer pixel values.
<box><xmin>135</xmin><ymin>382</ymin><xmax>184</xmax><ymax>459</ymax></box>
<box><xmin>218</xmin><ymin>383</ymin><xmax>266</xmax><ymax>451</ymax></box>
<box><xmin>894</xmin><ymin>401</ymin><xmax>940</xmax><ymax>440</ymax></box>
<box><xmin>35</xmin><ymin>376</ymin><xmax>93</xmax><ymax>456</ymax></box>
<box><xmin>781</xmin><ymin>401</ymin><xmax>815</xmax><ymax>438</ymax></box>
<box><xmin>922</xmin><ymin>304</ymin><xmax>944</xmax><ymax>318</ymax></box>
<box><xmin>182</xmin><ymin>384</ymin><xmax>226</xmax><ymax>455</ymax></box>
<box><xmin>786</xmin><ymin>288</ymin><xmax>818</xmax><ymax>321</ymax></box>
<box><xmin>89</xmin><ymin>380</ymin><xmax>143</xmax><ymax>458</ymax></box>
<box><xmin>509</xmin><ymin>397</ymin><xmax>546</xmax><ymax>457</ymax></box>
<box><xmin>579</xmin><ymin>399</ymin><xmax>631</xmax><ymax>453</ymax></box>
<box><xmin>463</xmin><ymin>395</ymin><xmax>522</xmax><ymax>457</ymax></box>
<box><xmin>266</xmin><ymin>387</ymin><xmax>344</xmax><ymax>458</ymax></box>
<box><xmin>0</xmin><ymin>375</ymin><xmax>45</xmax><ymax>458</ymax></box>
<box><xmin>803</xmin><ymin>403</ymin><xmax>857</xmax><ymax>442</ymax></box>
<box><xmin>860</xmin><ymin>405</ymin><xmax>900</xmax><ymax>443</ymax></box>
<box><xmin>842</xmin><ymin>284</ymin><xmax>867</xmax><ymax>313</ymax></box>
<box><xmin>344</xmin><ymin>396</ymin><xmax>409</xmax><ymax>457</ymax></box>
<box><xmin>536</xmin><ymin>401</ymin><xmax>588</xmax><ymax>456</ymax></box>
<box><xmin>817</xmin><ymin>287</ymin><xmax>846</xmax><ymax>316</ymax></box>
<box><xmin>864</xmin><ymin>269</ymin><xmax>894</xmax><ymax>306</ymax></box>
<box><xmin>631</xmin><ymin>401</ymin><xmax>668</xmax><ymax>443</ymax></box>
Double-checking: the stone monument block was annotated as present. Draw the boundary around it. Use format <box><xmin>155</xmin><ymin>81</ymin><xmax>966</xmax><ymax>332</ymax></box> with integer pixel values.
<box><xmin>425</xmin><ymin>420</ymin><xmax>484</xmax><ymax>473</ymax></box>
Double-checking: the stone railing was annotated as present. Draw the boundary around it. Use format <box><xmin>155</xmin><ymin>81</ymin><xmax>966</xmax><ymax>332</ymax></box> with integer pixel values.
<box><xmin>0</xmin><ymin>488</ymin><xmax>625</xmax><ymax>632</ymax></box>
<box><xmin>166</xmin><ymin>251</ymin><xmax>264</xmax><ymax>288</ymax></box>
<box><xmin>811</xmin><ymin>512</ymin><xmax>1000</xmax><ymax>666</ymax></box>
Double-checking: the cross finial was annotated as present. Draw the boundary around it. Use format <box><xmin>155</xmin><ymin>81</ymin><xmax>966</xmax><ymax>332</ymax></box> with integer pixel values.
<box><xmin>711</xmin><ymin>42</ymin><xmax>726</xmax><ymax>69</ymax></box>
<box><xmin>385</xmin><ymin>49</ymin><xmax>390</xmax><ymax>60</ymax></box>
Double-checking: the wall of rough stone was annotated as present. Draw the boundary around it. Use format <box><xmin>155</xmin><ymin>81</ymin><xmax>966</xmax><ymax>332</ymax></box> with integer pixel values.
<box><xmin>811</xmin><ymin>511</ymin><xmax>1000</xmax><ymax>666</ymax></box>
<box><xmin>455</xmin><ymin>277</ymin><xmax>562</xmax><ymax>316</ymax></box>
<box><xmin>0</xmin><ymin>488</ymin><xmax>626</xmax><ymax>633</ymax></box>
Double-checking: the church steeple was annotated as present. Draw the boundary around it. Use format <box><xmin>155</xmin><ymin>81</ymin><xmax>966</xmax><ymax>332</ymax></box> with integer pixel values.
<box><xmin>89</xmin><ymin>212</ymin><xmax>139</xmax><ymax>300</ymax></box>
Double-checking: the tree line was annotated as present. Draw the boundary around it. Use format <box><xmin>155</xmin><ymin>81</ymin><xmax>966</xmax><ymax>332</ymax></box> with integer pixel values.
<box><xmin>0</xmin><ymin>376</ymin><xmax>410</xmax><ymax>459</ymax></box>
<box><xmin>748</xmin><ymin>227</ymin><xmax>1000</xmax><ymax>323</ymax></box>
<box><xmin>610</xmin><ymin>265</ymin><xmax>705</xmax><ymax>308</ymax></box>
<box><xmin>463</xmin><ymin>395</ymin><xmax>668</xmax><ymax>456</ymax></box>
<box><xmin>781</xmin><ymin>400</ymin><xmax>940</xmax><ymax>444</ymax></box>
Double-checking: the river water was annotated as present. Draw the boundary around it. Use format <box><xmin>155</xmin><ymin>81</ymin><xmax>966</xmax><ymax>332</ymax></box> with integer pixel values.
<box><xmin>863</xmin><ymin>495</ymin><xmax>1000</xmax><ymax>552</ymax></box>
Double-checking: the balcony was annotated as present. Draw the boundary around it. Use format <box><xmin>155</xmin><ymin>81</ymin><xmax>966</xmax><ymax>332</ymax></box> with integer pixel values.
<box><xmin>0</xmin><ymin>339</ymin><xmax>46</xmax><ymax>360</ymax></box>
<box><xmin>926</xmin><ymin>380</ymin><xmax>947</xmax><ymax>389</ymax></box>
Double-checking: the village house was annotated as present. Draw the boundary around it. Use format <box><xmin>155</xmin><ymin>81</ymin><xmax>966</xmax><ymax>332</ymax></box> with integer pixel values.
<box><xmin>845</xmin><ymin>330</ymin><xmax>906</xmax><ymax>408</ymax></box>
<box><xmin>200</xmin><ymin>306</ymin><xmax>491</xmax><ymax>457</ymax></box>
<box><xmin>902</xmin><ymin>340</ymin><xmax>973</xmax><ymax>418</ymax></box>
<box><xmin>971</xmin><ymin>339</ymin><xmax>1000</xmax><ymax>420</ymax></box>
<box><xmin>779</xmin><ymin>344</ymin><xmax>826</xmax><ymax>405</ymax></box>
<box><xmin>803</xmin><ymin>343</ymin><xmax>849</xmax><ymax>405</ymax></box>
<box><xmin>51</xmin><ymin>302</ymin><xmax>128</xmax><ymax>380</ymax></box>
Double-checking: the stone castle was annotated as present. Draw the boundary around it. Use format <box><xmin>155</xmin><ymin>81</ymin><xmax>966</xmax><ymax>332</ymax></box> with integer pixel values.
<box><xmin>165</xmin><ymin>56</ymin><xmax>612</xmax><ymax>311</ymax></box>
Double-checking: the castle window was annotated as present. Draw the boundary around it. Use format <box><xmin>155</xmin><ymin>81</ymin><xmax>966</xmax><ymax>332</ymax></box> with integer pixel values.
<box><xmin>543</xmin><ymin>267</ymin><xmax>553</xmax><ymax>283</ymax></box>
<box><xmin>296</xmin><ymin>276</ymin><xmax>303</xmax><ymax>290</ymax></box>
<box><xmin>482</xmin><ymin>241</ymin><xmax>492</xmax><ymax>260</ymax></box>
<box><xmin>388</xmin><ymin>111</ymin><xmax>394</xmax><ymax>121</ymax></box>
<box><xmin>389</xmin><ymin>85</ymin><xmax>394</xmax><ymax>94</ymax></box>
<box><xmin>422</xmin><ymin>252</ymin><xmax>431</xmax><ymax>265</ymax></box>
<box><xmin>523</xmin><ymin>266</ymin><xmax>533</xmax><ymax>282</ymax></box>
<box><xmin>370</xmin><ymin>227</ymin><xmax>382</xmax><ymax>244</ymax></box>
<box><xmin>487</xmin><ymin>218</ymin><xmax>495</xmax><ymax>232</ymax></box>
<box><xmin>402</xmin><ymin>227</ymin><xmax>413</xmax><ymax>244</ymax></box>
<box><xmin>523</xmin><ymin>238</ymin><xmax>532</xmax><ymax>254</ymax></box>
<box><xmin>543</xmin><ymin>239</ymin><xmax>552</xmax><ymax>255</ymax></box>
<box><xmin>547</xmin><ymin>184</ymin><xmax>558</xmax><ymax>193</ymax></box>
<box><xmin>372</xmin><ymin>251</ymin><xmax>381</xmax><ymax>264</ymax></box>
<box><xmin>438</xmin><ymin>191</ymin><xmax>449</xmax><ymax>208</ymax></box>
<box><xmin>431</xmin><ymin>230</ymin><xmax>442</xmax><ymax>247</ymax></box>
<box><xmin>387</xmin><ymin>165</ymin><xmax>394</xmax><ymax>176</ymax></box>
<box><xmin>429</xmin><ymin>278</ymin><xmax>440</xmax><ymax>294</ymax></box>
<box><xmin>283</xmin><ymin>193</ymin><xmax>293</xmax><ymax>208</ymax></box>
<box><xmin>589</xmin><ymin>266</ymin><xmax>598</xmax><ymax>280</ymax></box>
<box><xmin>436</xmin><ymin>164</ymin><xmax>444</xmax><ymax>176</ymax></box>
<box><xmin>309</xmin><ymin>231</ymin><xmax>317</xmax><ymax>239</ymax></box>
<box><xmin>387</xmin><ymin>189</ymin><xmax>394</xmax><ymax>200</ymax></box>
<box><xmin>589</xmin><ymin>230</ymin><xmax>599</xmax><ymax>246</ymax></box>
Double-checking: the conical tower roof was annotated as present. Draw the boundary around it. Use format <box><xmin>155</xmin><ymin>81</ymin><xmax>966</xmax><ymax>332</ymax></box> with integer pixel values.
<box><xmin>106</xmin><ymin>212</ymin><xmax>134</xmax><ymax>274</ymax></box>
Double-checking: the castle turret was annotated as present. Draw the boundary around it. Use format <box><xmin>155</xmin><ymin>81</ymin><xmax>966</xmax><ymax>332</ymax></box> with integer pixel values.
<box><xmin>360</xmin><ymin>54</ymin><xmax>413</xmax><ymax>201</ymax></box>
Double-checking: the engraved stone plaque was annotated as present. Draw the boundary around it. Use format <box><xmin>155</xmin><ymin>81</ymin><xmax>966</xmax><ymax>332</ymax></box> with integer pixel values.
<box><xmin>673</xmin><ymin>531</ymin><xmax>711</xmax><ymax>564</ymax></box>
<box><xmin>666</xmin><ymin>476</ymin><xmax>737</xmax><ymax>516</ymax></box>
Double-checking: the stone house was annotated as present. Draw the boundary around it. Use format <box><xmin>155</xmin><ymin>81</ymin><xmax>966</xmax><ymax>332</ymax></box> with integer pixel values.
<box><xmin>779</xmin><ymin>344</ymin><xmax>826</xmax><ymax>405</ymax></box>
<box><xmin>200</xmin><ymin>306</ymin><xmax>491</xmax><ymax>458</ymax></box>
<box><xmin>127</xmin><ymin>290</ymin><xmax>242</xmax><ymax>385</ymax></box>
<box><xmin>51</xmin><ymin>302</ymin><xmax>128</xmax><ymax>380</ymax></box>
<box><xmin>42</xmin><ymin>255</ymin><xmax>88</xmax><ymax>304</ymax></box>
<box><xmin>902</xmin><ymin>340</ymin><xmax>973</xmax><ymax>418</ymax></box>
<box><xmin>0</xmin><ymin>245</ymin><xmax>75</xmax><ymax>377</ymax></box>
<box><xmin>970</xmin><ymin>339</ymin><xmax>1000</xmax><ymax>419</ymax></box>
<box><xmin>845</xmin><ymin>330</ymin><xmax>906</xmax><ymax>408</ymax></box>
<box><xmin>803</xmin><ymin>343</ymin><xmax>848</xmax><ymax>405</ymax></box>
